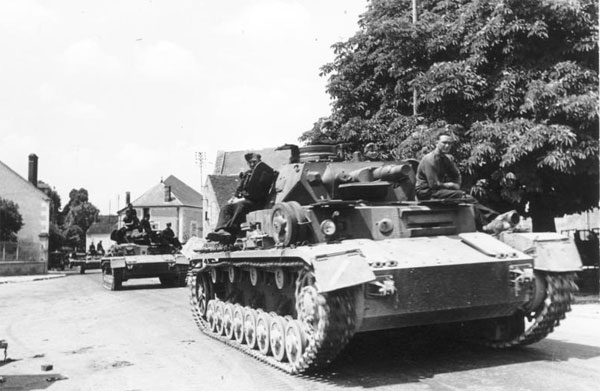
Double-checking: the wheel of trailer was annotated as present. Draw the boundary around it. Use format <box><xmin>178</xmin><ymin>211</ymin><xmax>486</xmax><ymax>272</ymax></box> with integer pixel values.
<box><xmin>207</xmin><ymin>300</ymin><xmax>217</xmax><ymax>332</ymax></box>
<box><xmin>232</xmin><ymin>305</ymin><xmax>245</xmax><ymax>344</ymax></box>
<box><xmin>223</xmin><ymin>303</ymin><xmax>235</xmax><ymax>339</ymax></box>
<box><xmin>244</xmin><ymin>308</ymin><xmax>258</xmax><ymax>349</ymax></box>
<box><xmin>269</xmin><ymin>314</ymin><xmax>287</xmax><ymax>361</ymax></box>
<box><xmin>270</xmin><ymin>202</ymin><xmax>306</xmax><ymax>246</ymax></box>
<box><xmin>214</xmin><ymin>301</ymin><xmax>225</xmax><ymax>335</ymax></box>
<box><xmin>192</xmin><ymin>273</ymin><xmax>211</xmax><ymax>319</ymax></box>
<box><xmin>256</xmin><ymin>311</ymin><xmax>272</xmax><ymax>355</ymax></box>
<box><xmin>285</xmin><ymin>317</ymin><xmax>306</xmax><ymax>366</ymax></box>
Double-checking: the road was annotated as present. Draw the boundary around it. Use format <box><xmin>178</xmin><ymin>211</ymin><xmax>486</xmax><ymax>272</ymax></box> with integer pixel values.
<box><xmin>1</xmin><ymin>271</ymin><xmax>599</xmax><ymax>391</ymax></box>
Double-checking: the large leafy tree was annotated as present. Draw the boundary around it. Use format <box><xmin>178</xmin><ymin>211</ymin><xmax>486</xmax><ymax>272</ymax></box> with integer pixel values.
<box><xmin>302</xmin><ymin>0</ymin><xmax>598</xmax><ymax>231</ymax></box>
<box><xmin>0</xmin><ymin>197</ymin><xmax>24</xmax><ymax>241</ymax></box>
<box><xmin>62</xmin><ymin>188</ymin><xmax>99</xmax><ymax>250</ymax></box>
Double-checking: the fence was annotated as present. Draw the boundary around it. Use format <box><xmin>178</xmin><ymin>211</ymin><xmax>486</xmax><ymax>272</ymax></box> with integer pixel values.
<box><xmin>0</xmin><ymin>241</ymin><xmax>39</xmax><ymax>262</ymax></box>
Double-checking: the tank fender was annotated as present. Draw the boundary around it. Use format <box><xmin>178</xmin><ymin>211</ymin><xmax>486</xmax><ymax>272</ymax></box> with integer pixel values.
<box><xmin>498</xmin><ymin>232</ymin><xmax>582</xmax><ymax>272</ymax></box>
<box><xmin>109</xmin><ymin>257</ymin><xmax>126</xmax><ymax>269</ymax></box>
<box><xmin>311</xmin><ymin>249</ymin><xmax>376</xmax><ymax>293</ymax></box>
<box><xmin>174</xmin><ymin>254</ymin><xmax>190</xmax><ymax>265</ymax></box>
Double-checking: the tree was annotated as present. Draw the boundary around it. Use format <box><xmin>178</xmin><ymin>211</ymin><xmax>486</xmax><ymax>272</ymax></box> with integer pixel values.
<box><xmin>302</xmin><ymin>0</ymin><xmax>598</xmax><ymax>231</ymax></box>
<box><xmin>62</xmin><ymin>188</ymin><xmax>99</xmax><ymax>250</ymax></box>
<box><xmin>0</xmin><ymin>197</ymin><xmax>24</xmax><ymax>241</ymax></box>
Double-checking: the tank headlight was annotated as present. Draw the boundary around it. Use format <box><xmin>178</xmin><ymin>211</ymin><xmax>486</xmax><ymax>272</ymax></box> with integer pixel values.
<box><xmin>320</xmin><ymin>219</ymin><xmax>336</xmax><ymax>236</ymax></box>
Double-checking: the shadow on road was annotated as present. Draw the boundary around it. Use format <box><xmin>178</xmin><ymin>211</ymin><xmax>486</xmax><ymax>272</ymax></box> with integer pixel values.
<box><xmin>300</xmin><ymin>326</ymin><xmax>600</xmax><ymax>388</ymax></box>
<box><xmin>0</xmin><ymin>374</ymin><xmax>67</xmax><ymax>390</ymax></box>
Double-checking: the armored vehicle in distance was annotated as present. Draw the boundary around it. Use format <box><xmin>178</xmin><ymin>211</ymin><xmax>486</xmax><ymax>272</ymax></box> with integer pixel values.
<box><xmin>189</xmin><ymin>144</ymin><xmax>581</xmax><ymax>374</ymax></box>
<box><xmin>102</xmin><ymin>226</ymin><xmax>188</xmax><ymax>291</ymax></box>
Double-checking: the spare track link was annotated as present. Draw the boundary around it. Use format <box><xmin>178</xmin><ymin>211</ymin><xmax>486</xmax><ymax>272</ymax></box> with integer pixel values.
<box><xmin>188</xmin><ymin>260</ymin><xmax>358</xmax><ymax>374</ymax></box>
<box><xmin>482</xmin><ymin>272</ymin><xmax>579</xmax><ymax>348</ymax></box>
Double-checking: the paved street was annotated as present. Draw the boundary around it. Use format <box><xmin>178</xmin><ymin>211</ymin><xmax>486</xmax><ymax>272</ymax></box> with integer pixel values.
<box><xmin>1</xmin><ymin>271</ymin><xmax>599</xmax><ymax>391</ymax></box>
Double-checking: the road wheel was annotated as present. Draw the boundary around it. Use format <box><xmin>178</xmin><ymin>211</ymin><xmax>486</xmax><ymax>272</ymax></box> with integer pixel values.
<box><xmin>244</xmin><ymin>308</ymin><xmax>258</xmax><ymax>349</ymax></box>
<box><xmin>256</xmin><ymin>311</ymin><xmax>272</xmax><ymax>355</ymax></box>
<box><xmin>269</xmin><ymin>314</ymin><xmax>287</xmax><ymax>362</ymax></box>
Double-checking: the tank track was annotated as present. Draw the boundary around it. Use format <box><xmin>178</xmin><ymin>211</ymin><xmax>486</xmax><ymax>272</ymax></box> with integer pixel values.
<box><xmin>189</xmin><ymin>260</ymin><xmax>358</xmax><ymax>374</ymax></box>
<box><xmin>480</xmin><ymin>272</ymin><xmax>579</xmax><ymax>348</ymax></box>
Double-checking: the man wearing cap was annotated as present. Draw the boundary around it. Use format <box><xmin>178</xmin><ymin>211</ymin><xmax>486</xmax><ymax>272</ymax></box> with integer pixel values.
<box><xmin>207</xmin><ymin>152</ymin><xmax>275</xmax><ymax>243</ymax></box>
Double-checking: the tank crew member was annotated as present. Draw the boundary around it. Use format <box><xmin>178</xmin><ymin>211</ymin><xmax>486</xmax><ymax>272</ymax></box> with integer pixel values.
<box><xmin>206</xmin><ymin>152</ymin><xmax>275</xmax><ymax>243</ymax></box>
<box><xmin>363</xmin><ymin>142</ymin><xmax>378</xmax><ymax>161</ymax></box>
<box><xmin>415</xmin><ymin>130</ymin><xmax>497</xmax><ymax>228</ymax></box>
<box><xmin>162</xmin><ymin>222</ymin><xmax>182</xmax><ymax>249</ymax></box>
<box><xmin>88</xmin><ymin>242</ymin><xmax>97</xmax><ymax>256</ymax></box>
<box><xmin>113</xmin><ymin>203</ymin><xmax>140</xmax><ymax>244</ymax></box>
<box><xmin>415</xmin><ymin>131</ymin><xmax>472</xmax><ymax>200</ymax></box>
<box><xmin>97</xmin><ymin>240</ymin><xmax>105</xmax><ymax>255</ymax></box>
<box><xmin>139</xmin><ymin>213</ymin><xmax>152</xmax><ymax>236</ymax></box>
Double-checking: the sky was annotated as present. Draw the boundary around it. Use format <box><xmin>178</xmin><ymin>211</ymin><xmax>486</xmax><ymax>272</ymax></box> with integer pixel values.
<box><xmin>0</xmin><ymin>0</ymin><xmax>368</xmax><ymax>215</ymax></box>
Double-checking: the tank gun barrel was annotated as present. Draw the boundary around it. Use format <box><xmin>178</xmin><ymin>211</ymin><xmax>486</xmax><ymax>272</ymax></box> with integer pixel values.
<box><xmin>372</xmin><ymin>164</ymin><xmax>412</xmax><ymax>182</ymax></box>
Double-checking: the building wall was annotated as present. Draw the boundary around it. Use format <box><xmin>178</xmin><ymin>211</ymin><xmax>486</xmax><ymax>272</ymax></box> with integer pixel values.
<box><xmin>180</xmin><ymin>207</ymin><xmax>203</xmax><ymax>242</ymax></box>
<box><xmin>203</xmin><ymin>181</ymin><xmax>220</xmax><ymax>235</ymax></box>
<box><xmin>0</xmin><ymin>163</ymin><xmax>50</xmax><ymax>275</ymax></box>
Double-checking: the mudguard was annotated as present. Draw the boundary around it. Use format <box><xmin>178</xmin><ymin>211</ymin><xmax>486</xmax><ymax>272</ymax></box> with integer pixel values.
<box><xmin>311</xmin><ymin>249</ymin><xmax>376</xmax><ymax>293</ymax></box>
<box><xmin>498</xmin><ymin>232</ymin><xmax>582</xmax><ymax>272</ymax></box>
<box><xmin>109</xmin><ymin>257</ymin><xmax>126</xmax><ymax>269</ymax></box>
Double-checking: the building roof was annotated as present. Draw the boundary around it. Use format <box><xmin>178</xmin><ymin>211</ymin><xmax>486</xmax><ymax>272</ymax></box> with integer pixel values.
<box><xmin>0</xmin><ymin>159</ymin><xmax>50</xmax><ymax>201</ymax></box>
<box><xmin>122</xmin><ymin>175</ymin><xmax>203</xmax><ymax>212</ymax></box>
<box><xmin>213</xmin><ymin>147</ymin><xmax>290</xmax><ymax>175</ymax></box>
<box><xmin>207</xmin><ymin>175</ymin><xmax>240</xmax><ymax>208</ymax></box>
<box><xmin>88</xmin><ymin>215</ymin><xmax>119</xmax><ymax>235</ymax></box>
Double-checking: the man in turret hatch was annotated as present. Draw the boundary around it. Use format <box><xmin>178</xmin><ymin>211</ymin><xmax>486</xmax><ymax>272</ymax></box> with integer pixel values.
<box><xmin>206</xmin><ymin>152</ymin><xmax>275</xmax><ymax>244</ymax></box>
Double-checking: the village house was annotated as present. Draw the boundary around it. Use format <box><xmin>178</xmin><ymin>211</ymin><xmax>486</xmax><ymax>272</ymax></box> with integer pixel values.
<box><xmin>86</xmin><ymin>215</ymin><xmax>118</xmax><ymax>252</ymax></box>
<box><xmin>0</xmin><ymin>154</ymin><xmax>50</xmax><ymax>276</ymax></box>
<box><xmin>120</xmin><ymin>175</ymin><xmax>203</xmax><ymax>243</ymax></box>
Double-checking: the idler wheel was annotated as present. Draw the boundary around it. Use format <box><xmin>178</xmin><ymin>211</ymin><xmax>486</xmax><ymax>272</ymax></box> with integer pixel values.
<box><xmin>243</xmin><ymin>308</ymin><xmax>258</xmax><ymax>349</ymax></box>
<box><xmin>223</xmin><ymin>303</ymin><xmax>235</xmax><ymax>339</ymax></box>
<box><xmin>269</xmin><ymin>314</ymin><xmax>287</xmax><ymax>362</ymax></box>
<box><xmin>285</xmin><ymin>317</ymin><xmax>307</xmax><ymax>366</ymax></box>
<box><xmin>207</xmin><ymin>300</ymin><xmax>217</xmax><ymax>332</ymax></box>
<box><xmin>214</xmin><ymin>301</ymin><xmax>225</xmax><ymax>335</ymax></box>
<box><xmin>256</xmin><ymin>311</ymin><xmax>273</xmax><ymax>355</ymax></box>
<box><xmin>233</xmin><ymin>305</ymin><xmax>245</xmax><ymax>344</ymax></box>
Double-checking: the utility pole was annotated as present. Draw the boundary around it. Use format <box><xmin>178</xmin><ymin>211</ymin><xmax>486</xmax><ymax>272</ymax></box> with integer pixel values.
<box><xmin>194</xmin><ymin>151</ymin><xmax>206</xmax><ymax>189</ymax></box>
<box><xmin>412</xmin><ymin>0</ymin><xmax>418</xmax><ymax>116</ymax></box>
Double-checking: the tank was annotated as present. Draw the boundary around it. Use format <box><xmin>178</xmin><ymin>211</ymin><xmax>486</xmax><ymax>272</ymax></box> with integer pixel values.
<box><xmin>188</xmin><ymin>144</ymin><xmax>582</xmax><ymax>374</ymax></box>
<box><xmin>101</xmin><ymin>227</ymin><xmax>189</xmax><ymax>291</ymax></box>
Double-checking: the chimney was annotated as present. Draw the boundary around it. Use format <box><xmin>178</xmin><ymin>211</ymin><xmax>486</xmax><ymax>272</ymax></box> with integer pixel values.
<box><xmin>125</xmin><ymin>192</ymin><xmax>131</xmax><ymax>205</ymax></box>
<box><xmin>164</xmin><ymin>185</ymin><xmax>172</xmax><ymax>202</ymax></box>
<box><xmin>28</xmin><ymin>154</ymin><xmax>38</xmax><ymax>186</ymax></box>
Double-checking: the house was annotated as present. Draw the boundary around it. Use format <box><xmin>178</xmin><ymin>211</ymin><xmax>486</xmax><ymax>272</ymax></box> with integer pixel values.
<box><xmin>0</xmin><ymin>154</ymin><xmax>50</xmax><ymax>276</ymax></box>
<box><xmin>119</xmin><ymin>175</ymin><xmax>203</xmax><ymax>243</ymax></box>
<box><xmin>212</xmin><ymin>147</ymin><xmax>290</xmax><ymax>175</ymax></box>
<box><xmin>86</xmin><ymin>215</ymin><xmax>118</xmax><ymax>251</ymax></box>
<box><xmin>203</xmin><ymin>175</ymin><xmax>241</xmax><ymax>235</ymax></box>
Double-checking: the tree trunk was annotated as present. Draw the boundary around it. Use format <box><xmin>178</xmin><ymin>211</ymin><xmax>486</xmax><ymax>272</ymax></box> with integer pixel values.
<box><xmin>529</xmin><ymin>197</ymin><xmax>557</xmax><ymax>232</ymax></box>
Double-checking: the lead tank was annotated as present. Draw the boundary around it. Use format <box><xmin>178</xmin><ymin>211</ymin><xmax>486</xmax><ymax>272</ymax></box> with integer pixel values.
<box><xmin>188</xmin><ymin>144</ymin><xmax>581</xmax><ymax>374</ymax></box>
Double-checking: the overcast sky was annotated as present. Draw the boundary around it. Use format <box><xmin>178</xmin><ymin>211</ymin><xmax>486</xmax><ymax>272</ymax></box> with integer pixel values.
<box><xmin>0</xmin><ymin>0</ymin><xmax>367</xmax><ymax>214</ymax></box>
